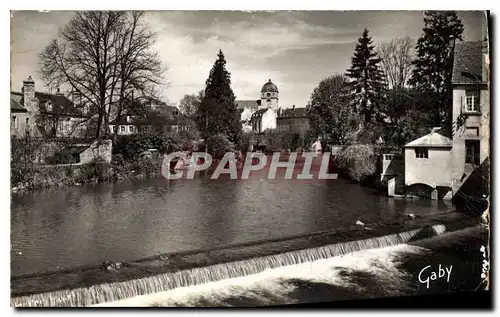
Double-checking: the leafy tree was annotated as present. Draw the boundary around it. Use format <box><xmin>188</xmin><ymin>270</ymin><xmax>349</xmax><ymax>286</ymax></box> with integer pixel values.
<box><xmin>409</xmin><ymin>11</ymin><xmax>464</xmax><ymax>132</ymax></box>
<box><xmin>383</xmin><ymin>89</ymin><xmax>437</xmax><ymax>148</ymax></box>
<box><xmin>346</xmin><ymin>29</ymin><xmax>387</xmax><ymax>125</ymax></box>
<box><xmin>306</xmin><ymin>74</ymin><xmax>358</xmax><ymax>145</ymax></box>
<box><xmin>179</xmin><ymin>90</ymin><xmax>204</xmax><ymax>117</ymax></box>
<box><xmin>195</xmin><ymin>50</ymin><xmax>241</xmax><ymax>144</ymax></box>
<box><xmin>335</xmin><ymin>144</ymin><xmax>377</xmax><ymax>182</ymax></box>
<box><xmin>205</xmin><ymin>133</ymin><xmax>235</xmax><ymax>159</ymax></box>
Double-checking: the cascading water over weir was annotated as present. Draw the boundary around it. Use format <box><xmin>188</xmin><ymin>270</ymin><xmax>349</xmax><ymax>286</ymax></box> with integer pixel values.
<box><xmin>12</xmin><ymin>224</ymin><xmax>448</xmax><ymax>307</ymax></box>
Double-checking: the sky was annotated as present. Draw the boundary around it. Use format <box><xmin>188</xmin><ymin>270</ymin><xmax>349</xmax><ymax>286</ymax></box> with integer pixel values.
<box><xmin>10</xmin><ymin>10</ymin><xmax>486</xmax><ymax>108</ymax></box>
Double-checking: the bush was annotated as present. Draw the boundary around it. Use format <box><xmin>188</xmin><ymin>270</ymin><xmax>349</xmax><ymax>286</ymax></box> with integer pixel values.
<box><xmin>113</xmin><ymin>131</ymin><xmax>203</xmax><ymax>159</ymax></box>
<box><xmin>74</xmin><ymin>158</ymin><xmax>111</xmax><ymax>183</ymax></box>
<box><xmin>205</xmin><ymin>134</ymin><xmax>234</xmax><ymax>159</ymax></box>
<box><xmin>335</xmin><ymin>144</ymin><xmax>377</xmax><ymax>182</ymax></box>
<box><xmin>238</xmin><ymin>131</ymin><xmax>255</xmax><ymax>152</ymax></box>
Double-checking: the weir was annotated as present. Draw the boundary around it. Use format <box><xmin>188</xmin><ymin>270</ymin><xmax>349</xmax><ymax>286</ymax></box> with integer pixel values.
<box><xmin>12</xmin><ymin>224</ymin><xmax>448</xmax><ymax>307</ymax></box>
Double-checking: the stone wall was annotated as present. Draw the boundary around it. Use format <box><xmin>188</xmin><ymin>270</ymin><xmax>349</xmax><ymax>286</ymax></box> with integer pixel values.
<box><xmin>380</xmin><ymin>154</ymin><xmax>404</xmax><ymax>183</ymax></box>
<box><xmin>79</xmin><ymin>139</ymin><xmax>113</xmax><ymax>164</ymax></box>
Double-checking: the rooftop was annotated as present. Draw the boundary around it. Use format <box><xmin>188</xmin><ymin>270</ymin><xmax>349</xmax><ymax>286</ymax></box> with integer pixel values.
<box><xmin>11</xmin><ymin>98</ymin><xmax>27</xmax><ymax>112</ymax></box>
<box><xmin>278</xmin><ymin>107</ymin><xmax>307</xmax><ymax>118</ymax></box>
<box><xmin>261</xmin><ymin>79</ymin><xmax>278</xmax><ymax>93</ymax></box>
<box><xmin>452</xmin><ymin>40</ymin><xmax>488</xmax><ymax>85</ymax></box>
<box><xmin>405</xmin><ymin>128</ymin><xmax>452</xmax><ymax>148</ymax></box>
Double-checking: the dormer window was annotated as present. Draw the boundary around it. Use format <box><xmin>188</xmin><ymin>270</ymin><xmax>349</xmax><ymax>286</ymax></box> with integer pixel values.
<box><xmin>465</xmin><ymin>90</ymin><xmax>479</xmax><ymax>112</ymax></box>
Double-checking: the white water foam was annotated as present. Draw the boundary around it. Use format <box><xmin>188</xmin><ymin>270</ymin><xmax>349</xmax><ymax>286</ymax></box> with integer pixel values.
<box><xmin>12</xmin><ymin>225</ymin><xmax>446</xmax><ymax>307</ymax></box>
<box><xmin>94</xmin><ymin>244</ymin><xmax>426</xmax><ymax>307</ymax></box>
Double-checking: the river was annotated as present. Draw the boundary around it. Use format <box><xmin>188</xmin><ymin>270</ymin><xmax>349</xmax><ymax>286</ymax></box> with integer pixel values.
<box><xmin>11</xmin><ymin>172</ymin><xmax>455</xmax><ymax>277</ymax></box>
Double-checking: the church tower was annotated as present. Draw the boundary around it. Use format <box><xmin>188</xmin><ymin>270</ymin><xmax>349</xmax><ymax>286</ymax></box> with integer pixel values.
<box><xmin>259</xmin><ymin>79</ymin><xmax>279</xmax><ymax>111</ymax></box>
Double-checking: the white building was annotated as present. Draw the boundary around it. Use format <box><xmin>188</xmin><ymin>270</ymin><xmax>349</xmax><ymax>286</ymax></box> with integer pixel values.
<box><xmin>236</xmin><ymin>79</ymin><xmax>281</xmax><ymax>134</ymax></box>
<box><xmin>402</xmin><ymin>39</ymin><xmax>490</xmax><ymax>200</ymax></box>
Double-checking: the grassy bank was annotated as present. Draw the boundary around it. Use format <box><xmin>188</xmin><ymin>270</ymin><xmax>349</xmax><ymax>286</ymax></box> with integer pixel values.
<box><xmin>11</xmin><ymin>156</ymin><xmax>164</xmax><ymax>192</ymax></box>
<box><xmin>10</xmin><ymin>133</ymin><xmax>194</xmax><ymax>192</ymax></box>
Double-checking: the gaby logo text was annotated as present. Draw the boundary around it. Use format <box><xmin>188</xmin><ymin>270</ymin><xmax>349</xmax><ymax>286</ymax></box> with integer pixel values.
<box><xmin>161</xmin><ymin>152</ymin><xmax>338</xmax><ymax>180</ymax></box>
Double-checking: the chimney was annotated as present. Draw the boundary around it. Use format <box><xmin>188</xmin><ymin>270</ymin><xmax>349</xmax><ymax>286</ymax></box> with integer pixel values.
<box><xmin>292</xmin><ymin>105</ymin><xmax>295</xmax><ymax>110</ymax></box>
<box><xmin>22</xmin><ymin>76</ymin><xmax>37</xmax><ymax>112</ymax></box>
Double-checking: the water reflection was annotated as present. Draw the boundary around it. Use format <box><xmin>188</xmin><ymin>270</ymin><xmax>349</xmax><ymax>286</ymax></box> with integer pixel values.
<box><xmin>11</xmin><ymin>175</ymin><xmax>455</xmax><ymax>276</ymax></box>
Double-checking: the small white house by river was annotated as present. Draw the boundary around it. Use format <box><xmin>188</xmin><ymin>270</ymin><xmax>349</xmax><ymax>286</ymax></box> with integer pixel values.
<box><xmin>404</xmin><ymin>128</ymin><xmax>453</xmax><ymax>200</ymax></box>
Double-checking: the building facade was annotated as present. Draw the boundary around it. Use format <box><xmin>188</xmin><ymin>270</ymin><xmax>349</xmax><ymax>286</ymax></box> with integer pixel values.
<box><xmin>404</xmin><ymin>128</ymin><xmax>453</xmax><ymax>199</ymax></box>
<box><xmin>236</xmin><ymin>79</ymin><xmax>310</xmax><ymax>135</ymax></box>
<box><xmin>276</xmin><ymin>106</ymin><xmax>309</xmax><ymax>134</ymax></box>
<box><xmin>402</xmin><ymin>39</ymin><xmax>490</xmax><ymax>200</ymax></box>
<box><xmin>10</xmin><ymin>76</ymin><xmax>89</xmax><ymax>138</ymax></box>
<box><xmin>236</xmin><ymin>79</ymin><xmax>281</xmax><ymax>134</ymax></box>
<box><xmin>450</xmin><ymin>40</ymin><xmax>490</xmax><ymax>196</ymax></box>
<box><xmin>109</xmin><ymin>104</ymin><xmax>194</xmax><ymax>136</ymax></box>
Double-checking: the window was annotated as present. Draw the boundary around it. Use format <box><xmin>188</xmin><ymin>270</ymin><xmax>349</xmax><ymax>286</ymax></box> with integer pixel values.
<box><xmin>465</xmin><ymin>91</ymin><xmax>479</xmax><ymax>112</ymax></box>
<box><xmin>266</xmin><ymin>92</ymin><xmax>271</xmax><ymax>97</ymax></box>
<box><xmin>120</xmin><ymin>125</ymin><xmax>126</xmax><ymax>133</ymax></box>
<box><xmin>111</xmin><ymin>125</ymin><xmax>117</xmax><ymax>133</ymax></box>
<box><xmin>465</xmin><ymin>140</ymin><xmax>480</xmax><ymax>165</ymax></box>
<box><xmin>129</xmin><ymin>126</ymin><xmax>134</xmax><ymax>133</ymax></box>
<box><xmin>11</xmin><ymin>116</ymin><xmax>16</xmax><ymax>129</ymax></box>
<box><xmin>266</xmin><ymin>99</ymin><xmax>271</xmax><ymax>102</ymax></box>
<box><xmin>415</xmin><ymin>148</ymin><xmax>428</xmax><ymax>159</ymax></box>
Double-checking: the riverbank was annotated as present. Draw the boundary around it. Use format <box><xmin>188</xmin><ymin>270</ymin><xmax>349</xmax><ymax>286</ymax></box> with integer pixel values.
<box><xmin>11</xmin><ymin>210</ymin><xmax>481</xmax><ymax>302</ymax></box>
<box><xmin>11</xmin><ymin>155</ymin><xmax>164</xmax><ymax>194</ymax></box>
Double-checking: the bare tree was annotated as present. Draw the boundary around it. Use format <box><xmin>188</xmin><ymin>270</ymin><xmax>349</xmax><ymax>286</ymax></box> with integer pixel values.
<box><xmin>378</xmin><ymin>37</ymin><xmax>414</xmax><ymax>90</ymax></box>
<box><xmin>39</xmin><ymin>11</ymin><xmax>165</xmax><ymax>141</ymax></box>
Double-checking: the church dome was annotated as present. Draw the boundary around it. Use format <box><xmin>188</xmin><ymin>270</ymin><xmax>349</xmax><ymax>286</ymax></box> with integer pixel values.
<box><xmin>261</xmin><ymin>79</ymin><xmax>278</xmax><ymax>93</ymax></box>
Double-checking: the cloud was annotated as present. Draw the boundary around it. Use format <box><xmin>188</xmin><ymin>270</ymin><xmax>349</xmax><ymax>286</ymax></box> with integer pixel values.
<box><xmin>146</xmin><ymin>12</ymin><xmax>361</xmax><ymax>105</ymax></box>
<box><xmin>11</xmin><ymin>11</ymin><xmax>486</xmax><ymax>108</ymax></box>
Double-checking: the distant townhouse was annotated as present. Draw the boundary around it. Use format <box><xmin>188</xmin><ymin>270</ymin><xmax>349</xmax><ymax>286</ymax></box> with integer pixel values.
<box><xmin>276</xmin><ymin>106</ymin><xmax>309</xmax><ymax>134</ymax></box>
<box><xmin>109</xmin><ymin>103</ymin><xmax>194</xmax><ymax>136</ymax></box>
<box><xmin>10</xmin><ymin>76</ymin><xmax>90</xmax><ymax>138</ymax></box>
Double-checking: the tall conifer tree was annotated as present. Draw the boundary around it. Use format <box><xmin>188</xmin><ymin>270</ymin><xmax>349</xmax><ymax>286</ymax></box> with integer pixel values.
<box><xmin>346</xmin><ymin>29</ymin><xmax>387</xmax><ymax>125</ymax></box>
<box><xmin>409</xmin><ymin>11</ymin><xmax>464</xmax><ymax>132</ymax></box>
<box><xmin>196</xmin><ymin>50</ymin><xmax>241</xmax><ymax>143</ymax></box>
